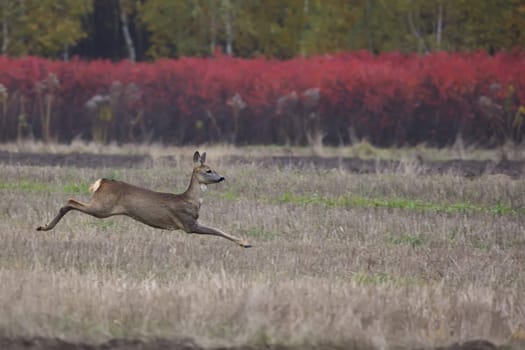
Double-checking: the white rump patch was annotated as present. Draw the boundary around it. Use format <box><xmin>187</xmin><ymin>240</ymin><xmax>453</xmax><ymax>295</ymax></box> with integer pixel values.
<box><xmin>89</xmin><ymin>179</ymin><xmax>103</xmax><ymax>194</ymax></box>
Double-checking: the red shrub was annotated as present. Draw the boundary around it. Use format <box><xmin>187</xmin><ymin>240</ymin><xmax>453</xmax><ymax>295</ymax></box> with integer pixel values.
<box><xmin>0</xmin><ymin>52</ymin><xmax>524</xmax><ymax>145</ymax></box>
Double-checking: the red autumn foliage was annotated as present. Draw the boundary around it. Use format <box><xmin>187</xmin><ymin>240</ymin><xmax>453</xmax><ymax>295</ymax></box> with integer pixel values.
<box><xmin>0</xmin><ymin>51</ymin><xmax>524</xmax><ymax>145</ymax></box>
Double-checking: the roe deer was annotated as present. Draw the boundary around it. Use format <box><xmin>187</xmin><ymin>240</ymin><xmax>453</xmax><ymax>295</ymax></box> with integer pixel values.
<box><xmin>36</xmin><ymin>151</ymin><xmax>251</xmax><ymax>248</ymax></box>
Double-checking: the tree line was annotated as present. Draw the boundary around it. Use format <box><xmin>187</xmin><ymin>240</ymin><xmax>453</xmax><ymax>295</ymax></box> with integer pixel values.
<box><xmin>1</xmin><ymin>0</ymin><xmax>525</xmax><ymax>61</ymax></box>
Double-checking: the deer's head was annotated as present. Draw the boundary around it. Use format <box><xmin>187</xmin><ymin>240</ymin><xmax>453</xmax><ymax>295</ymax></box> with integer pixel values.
<box><xmin>193</xmin><ymin>151</ymin><xmax>225</xmax><ymax>184</ymax></box>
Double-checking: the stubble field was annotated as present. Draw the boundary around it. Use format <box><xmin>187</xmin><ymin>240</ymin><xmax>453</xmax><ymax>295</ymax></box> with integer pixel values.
<box><xmin>0</xmin><ymin>146</ymin><xmax>524</xmax><ymax>350</ymax></box>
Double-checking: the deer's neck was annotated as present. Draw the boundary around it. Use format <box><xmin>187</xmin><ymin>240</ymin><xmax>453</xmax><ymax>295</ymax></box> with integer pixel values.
<box><xmin>183</xmin><ymin>172</ymin><xmax>201</xmax><ymax>202</ymax></box>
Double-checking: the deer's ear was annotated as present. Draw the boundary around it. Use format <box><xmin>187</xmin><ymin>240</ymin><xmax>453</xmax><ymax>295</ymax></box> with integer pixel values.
<box><xmin>193</xmin><ymin>151</ymin><xmax>200</xmax><ymax>164</ymax></box>
<box><xmin>200</xmin><ymin>152</ymin><xmax>206</xmax><ymax>165</ymax></box>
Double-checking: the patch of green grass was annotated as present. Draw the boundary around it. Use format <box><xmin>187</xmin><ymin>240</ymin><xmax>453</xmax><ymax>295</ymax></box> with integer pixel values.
<box><xmin>0</xmin><ymin>179</ymin><xmax>90</xmax><ymax>194</ymax></box>
<box><xmin>3</xmin><ymin>177</ymin><xmax>523</xmax><ymax>218</ymax></box>
<box><xmin>220</xmin><ymin>190</ymin><xmax>241</xmax><ymax>201</ymax></box>
<box><xmin>490</xmin><ymin>202</ymin><xmax>518</xmax><ymax>215</ymax></box>
<box><xmin>447</xmin><ymin>231</ymin><xmax>460</xmax><ymax>246</ymax></box>
<box><xmin>102</xmin><ymin>170</ymin><xmax>120</xmax><ymax>181</ymax></box>
<box><xmin>471</xmin><ymin>238</ymin><xmax>492</xmax><ymax>252</ymax></box>
<box><xmin>0</xmin><ymin>179</ymin><xmax>49</xmax><ymax>192</ymax></box>
<box><xmin>385</xmin><ymin>233</ymin><xmax>428</xmax><ymax>248</ymax></box>
<box><xmin>275</xmin><ymin>191</ymin><xmax>523</xmax><ymax>216</ymax></box>
<box><xmin>245</xmin><ymin>227</ymin><xmax>276</xmax><ymax>239</ymax></box>
<box><xmin>53</xmin><ymin>316</ymin><xmax>134</xmax><ymax>339</ymax></box>
<box><xmin>87</xmin><ymin>220</ymin><xmax>115</xmax><ymax>230</ymax></box>
<box><xmin>46</xmin><ymin>314</ymin><xmax>116</xmax><ymax>340</ymax></box>
<box><xmin>63</xmin><ymin>183</ymin><xmax>90</xmax><ymax>194</ymax></box>
<box><xmin>351</xmin><ymin>271</ymin><xmax>422</xmax><ymax>286</ymax></box>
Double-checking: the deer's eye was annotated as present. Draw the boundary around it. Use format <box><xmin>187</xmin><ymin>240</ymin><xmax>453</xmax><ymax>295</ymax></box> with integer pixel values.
<box><xmin>206</xmin><ymin>170</ymin><xmax>212</xmax><ymax>173</ymax></box>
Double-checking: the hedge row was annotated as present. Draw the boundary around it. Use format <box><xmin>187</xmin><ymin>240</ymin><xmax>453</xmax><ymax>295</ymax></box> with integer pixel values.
<box><xmin>0</xmin><ymin>51</ymin><xmax>524</xmax><ymax>146</ymax></box>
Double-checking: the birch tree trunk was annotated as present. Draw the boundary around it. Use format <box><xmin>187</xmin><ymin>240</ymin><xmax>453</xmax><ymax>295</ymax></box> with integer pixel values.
<box><xmin>408</xmin><ymin>11</ymin><xmax>429</xmax><ymax>53</ymax></box>
<box><xmin>63</xmin><ymin>44</ymin><xmax>69</xmax><ymax>61</ymax></box>
<box><xmin>365</xmin><ymin>0</ymin><xmax>373</xmax><ymax>52</ymax></box>
<box><xmin>300</xmin><ymin>0</ymin><xmax>309</xmax><ymax>56</ymax></box>
<box><xmin>210</xmin><ymin>1</ymin><xmax>217</xmax><ymax>55</ymax></box>
<box><xmin>119</xmin><ymin>0</ymin><xmax>136</xmax><ymax>62</ymax></box>
<box><xmin>223</xmin><ymin>0</ymin><xmax>233</xmax><ymax>56</ymax></box>
<box><xmin>436</xmin><ymin>3</ymin><xmax>443</xmax><ymax>50</ymax></box>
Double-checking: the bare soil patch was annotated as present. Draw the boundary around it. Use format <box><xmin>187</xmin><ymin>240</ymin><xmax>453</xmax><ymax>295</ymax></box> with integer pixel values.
<box><xmin>0</xmin><ymin>151</ymin><xmax>523</xmax><ymax>177</ymax></box>
<box><xmin>0</xmin><ymin>337</ymin><xmax>503</xmax><ymax>350</ymax></box>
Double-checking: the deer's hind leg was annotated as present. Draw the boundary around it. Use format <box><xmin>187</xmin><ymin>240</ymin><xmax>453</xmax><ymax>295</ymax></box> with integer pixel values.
<box><xmin>36</xmin><ymin>198</ymin><xmax>111</xmax><ymax>231</ymax></box>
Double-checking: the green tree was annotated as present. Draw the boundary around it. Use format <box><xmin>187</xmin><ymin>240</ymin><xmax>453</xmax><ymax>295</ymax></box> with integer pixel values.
<box><xmin>299</xmin><ymin>0</ymin><xmax>359</xmax><ymax>55</ymax></box>
<box><xmin>507</xmin><ymin>0</ymin><xmax>525</xmax><ymax>48</ymax></box>
<box><xmin>2</xmin><ymin>0</ymin><xmax>523</xmax><ymax>60</ymax></box>
<box><xmin>233</xmin><ymin>0</ymin><xmax>303</xmax><ymax>58</ymax></box>
<box><xmin>140</xmin><ymin>0</ymin><xmax>213</xmax><ymax>58</ymax></box>
<box><xmin>341</xmin><ymin>0</ymin><xmax>522</xmax><ymax>54</ymax></box>
<box><xmin>442</xmin><ymin>0</ymin><xmax>515</xmax><ymax>51</ymax></box>
<box><xmin>0</xmin><ymin>0</ymin><xmax>93</xmax><ymax>57</ymax></box>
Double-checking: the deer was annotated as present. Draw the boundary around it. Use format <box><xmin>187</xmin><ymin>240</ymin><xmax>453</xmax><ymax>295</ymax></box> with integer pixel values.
<box><xmin>36</xmin><ymin>151</ymin><xmax>251</xmax><ymax>248</ymax></box>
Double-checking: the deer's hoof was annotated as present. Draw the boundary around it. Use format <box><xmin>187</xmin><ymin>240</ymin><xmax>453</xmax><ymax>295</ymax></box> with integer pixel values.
<box><xmin>240</xmin><ymin>242</ymin><xmax>252</xmax><ymax>248</ymax></box>
<box><xmin>36</xmin><ymin>226</ymin><xmax>45</xmax><ymax>231</ymax></box>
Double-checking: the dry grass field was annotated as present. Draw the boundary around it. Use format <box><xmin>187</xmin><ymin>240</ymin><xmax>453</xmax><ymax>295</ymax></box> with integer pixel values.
<box><xmin>0</xmin><ymin>145</ymin><xmax>524</xmax><ymax>350</ymax></box>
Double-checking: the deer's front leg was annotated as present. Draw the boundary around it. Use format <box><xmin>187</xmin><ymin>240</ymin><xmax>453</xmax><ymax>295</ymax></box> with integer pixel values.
<box><xmin>188</xmin><ymin>224</ymin><xmax>251</xmax><ymax>248</ymax></box>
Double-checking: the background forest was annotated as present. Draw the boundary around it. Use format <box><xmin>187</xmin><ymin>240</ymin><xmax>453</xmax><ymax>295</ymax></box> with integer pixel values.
<box><xmin>2</xmin><ymin>0</ymin><xmax>525</xmax><ymax>60</ymax></box>
<box><xmin>1</xmin><ymin>0</ymin><xmax>525</xmax><ymax>146</ymax></box>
